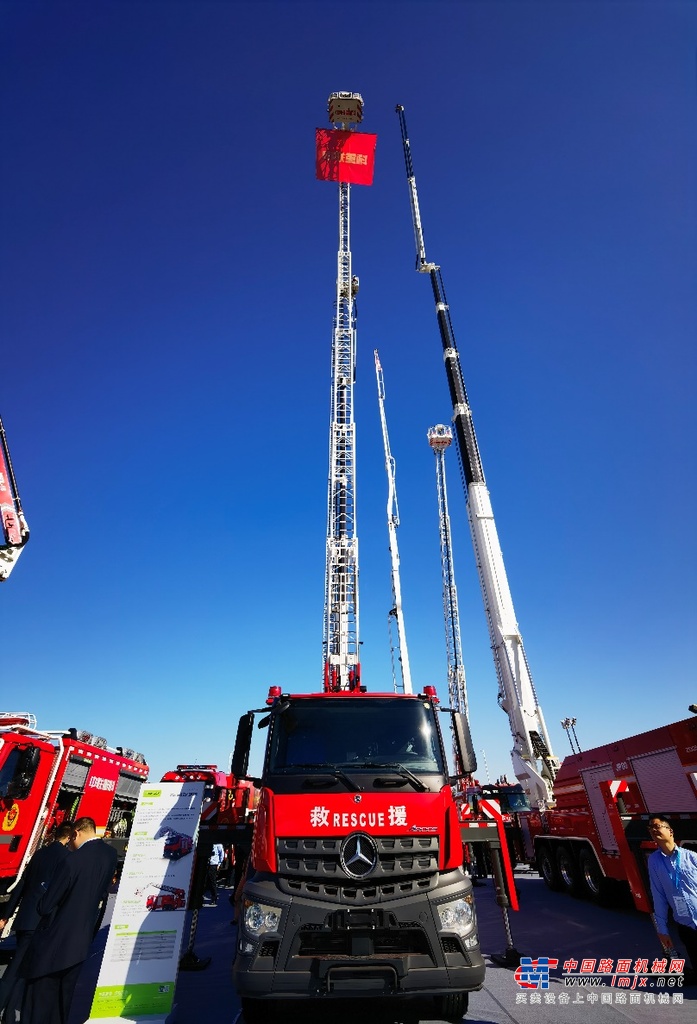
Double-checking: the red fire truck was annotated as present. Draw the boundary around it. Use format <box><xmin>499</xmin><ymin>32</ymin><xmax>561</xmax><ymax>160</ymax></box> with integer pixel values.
<box><xmin>230</xmin><ymin>685</ymin><xmax>484</xmax><ymax>1022</ymax></box>
<box><xmin>0</xmin><ymin>712</ymin><xmax>148</xmax><ymax>908</ymax></box>
<box><xmin>157</xmin><ymin>829</ymin><xmax>194</xmax><ymax>860</ymax></box>
<box><xmin>146</xmin><ymin>884</ymin><xmax>186</xmax><ymax>911</ymax></box>
<box><xmin>519</xmin><ymin>715</ymin><xmax>697</xmax><ymax>908</ymax></box>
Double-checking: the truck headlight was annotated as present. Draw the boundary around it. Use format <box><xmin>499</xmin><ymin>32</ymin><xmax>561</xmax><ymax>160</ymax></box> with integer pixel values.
<box><xmin>243</xmin><ymin>899</ymin><xmax>281</xmax><ymax>938</ymax></box>
<box><xmin>437</xmin><ymin>896</ymin><xmax>474</xmax><ymax>937</ymax></box>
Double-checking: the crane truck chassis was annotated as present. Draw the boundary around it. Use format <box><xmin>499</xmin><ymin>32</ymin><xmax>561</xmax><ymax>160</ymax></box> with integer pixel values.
<box><xmin>472</xmin><ymin>715</ymin><xmax>697</xmax><ymax>915</ymax></box>
<box><xmin>525</xmin><ymin>715</ymin><xmax>697</xmax><ymax>906</ymax></box>
<box><xmin>230</xmin><ymin>686</ymin><xmax>485</xmax><ymax>1021</ymax></box>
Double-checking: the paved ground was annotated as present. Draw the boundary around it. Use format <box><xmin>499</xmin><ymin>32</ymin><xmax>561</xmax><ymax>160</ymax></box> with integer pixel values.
<box><xmin>3</xmin><ymin>869</ymin><xmax>694</xmax><ymax>1022</ymax></box>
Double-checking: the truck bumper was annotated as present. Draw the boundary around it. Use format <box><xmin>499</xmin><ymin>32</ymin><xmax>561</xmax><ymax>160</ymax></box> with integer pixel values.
<box><xmin>233</xmin><ymin>868</ymin><xmax>485</xmax><ymax>1001</ymax></box>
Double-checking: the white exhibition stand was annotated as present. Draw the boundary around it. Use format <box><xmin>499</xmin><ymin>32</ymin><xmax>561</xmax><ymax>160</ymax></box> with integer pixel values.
<box><xmin>87</xmin><ymin>781</ymin><xmax>204</xmax><ymax>1022</ymax></box>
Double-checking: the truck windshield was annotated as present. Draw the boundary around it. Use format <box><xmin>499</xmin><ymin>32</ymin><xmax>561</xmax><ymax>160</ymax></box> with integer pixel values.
<box><xmin>0</xmin><ymin>747</ymin><xmax>21</xmax><ymax>799</ymax></box>
<box><xmin>267</xmin><ymin>697</ymin><xmax>445</xmax><ymax>775</ymax></box>
<box><xmin>501</xmin><ymin>789</ymin><xmax>530</xmax><ymax>812</ymax></box>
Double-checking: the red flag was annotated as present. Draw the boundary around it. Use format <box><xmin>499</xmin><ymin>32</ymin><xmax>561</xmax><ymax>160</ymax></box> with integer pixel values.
<box><xmin>315</xmin><ymin>129</ymin><xmax>377</xmax><ymax>186</ymax></box>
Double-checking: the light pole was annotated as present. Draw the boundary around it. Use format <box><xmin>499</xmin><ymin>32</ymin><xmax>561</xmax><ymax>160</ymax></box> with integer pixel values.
<box><xmin>561</xmin><ymin>717</ymin><xmax>581</xmax><ymax>754</ymax></box>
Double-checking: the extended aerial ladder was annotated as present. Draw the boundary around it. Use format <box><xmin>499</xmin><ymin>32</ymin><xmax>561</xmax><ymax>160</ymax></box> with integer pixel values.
<box><xmin>320</xmin><ymin>93</ymin><xmax>375</xmax><ymax>692</ymax></box>
<box><xmin>0</xmin><ymin>413</ymin><xmax>29</xmax><ymax>581</ymax></box>
<box><xmin>428</xmin><ymin>424</ymin><xmax>469</xmax><ymax>724</ymax></box>
<box><xmin>374</xmin><ymin>350</ymin><xmax>412</xmax><ymax>694</ymax></box>
<box><xmin>396</xmin><ymin>104</ymin><xmax>559</xmax><ymax>807</ymax></box>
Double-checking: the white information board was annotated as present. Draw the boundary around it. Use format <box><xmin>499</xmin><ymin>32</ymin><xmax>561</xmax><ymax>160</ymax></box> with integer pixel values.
<box><xmin>88</xmin><ymin>781</ymin><xmax>204</xmax><ymax>1022</ymax></box>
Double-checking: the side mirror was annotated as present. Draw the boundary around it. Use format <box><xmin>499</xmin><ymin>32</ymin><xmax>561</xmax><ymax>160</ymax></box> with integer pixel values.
<box><xmin>230</xmin><ymin>713</ymin><xmax>254</xmax><ymax>779</ymax></box>
<box><xmin>451</xmin><ymin>712</ymin><xmax>477</xmax><ymax>777</ymax></box>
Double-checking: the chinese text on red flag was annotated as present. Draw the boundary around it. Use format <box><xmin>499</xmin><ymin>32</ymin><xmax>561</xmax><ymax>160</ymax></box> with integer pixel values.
<box><xmin>315</xmin><ymin>129</ymin><xmax>377</xmax><ymax>186</ymax></box>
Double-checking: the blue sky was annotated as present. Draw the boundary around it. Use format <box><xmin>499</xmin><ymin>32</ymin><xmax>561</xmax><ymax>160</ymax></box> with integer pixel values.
<box><xmin>1</xmin><ymin>1</ymin><xmax>695</xmax><ymax>785</ymax></box>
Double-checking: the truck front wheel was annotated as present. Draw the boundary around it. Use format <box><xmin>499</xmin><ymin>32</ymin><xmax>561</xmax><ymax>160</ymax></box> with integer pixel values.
<box><xmin>434</xmin><ymin>991</ymin><xmax>469</xmax><ymax>1021</ymax></box>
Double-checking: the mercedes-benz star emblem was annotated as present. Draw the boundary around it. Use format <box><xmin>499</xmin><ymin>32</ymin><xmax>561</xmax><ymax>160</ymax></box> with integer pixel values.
<box><xmin>340</xmin><ymin>832</ymin><xmax>378</xmax><ymax>879</ymax></box>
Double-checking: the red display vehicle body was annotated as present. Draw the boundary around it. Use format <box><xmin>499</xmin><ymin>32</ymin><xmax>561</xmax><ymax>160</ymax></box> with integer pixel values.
<box><xmin>0</xmin><ymin>711</ymin><xmax>148</xmax><ymax>908</ymax></box>
<box><xmin>501</xmin><ymin>717</ymin><xmax>697</xmax><ymax>908</ymax></box>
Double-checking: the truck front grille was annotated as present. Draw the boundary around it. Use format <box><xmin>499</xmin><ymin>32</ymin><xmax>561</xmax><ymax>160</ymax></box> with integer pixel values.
<box><xmin>276</xmin><ymin>835</ymin><xmax>439</xmax><ymax>903</ymax></box>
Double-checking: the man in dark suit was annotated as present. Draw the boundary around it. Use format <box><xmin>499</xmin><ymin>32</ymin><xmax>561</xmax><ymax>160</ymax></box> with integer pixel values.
<box><xmin>0</xmin><ymin>823</ymin><xmax>73</xmax><ymax>1021</ymax></box>
<box><xmin>22</xmin><ymin>816</ymin><xmax>118</xmax><ymax>1024</ymax></box>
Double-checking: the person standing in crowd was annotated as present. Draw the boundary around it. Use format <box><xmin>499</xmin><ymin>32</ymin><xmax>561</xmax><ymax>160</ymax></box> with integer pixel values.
<box><xmin>0</xmin><ymin>824</ymin><xmax>73</xmax><ymax>1022</ymax></box>
<box><xmin>21</xmin><ymin>817</ymin><xmax>118</xmax><ymax>1024</ymax></box>
<box><xmin>203</xmin><ymin>842</ymin><xmax>225</xmax><ymax>905</ymax></box>
<box><xmin>647</xmin><ymin>814</ymin><xmax>697</xmax><ymax>978</ymax></box>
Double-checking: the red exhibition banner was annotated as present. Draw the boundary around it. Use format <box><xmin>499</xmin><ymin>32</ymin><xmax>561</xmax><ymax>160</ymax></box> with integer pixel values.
<box><xmin>315</xmin><ymin>129</ymin><xmax>377</xmax><ymax>186</ymax></box>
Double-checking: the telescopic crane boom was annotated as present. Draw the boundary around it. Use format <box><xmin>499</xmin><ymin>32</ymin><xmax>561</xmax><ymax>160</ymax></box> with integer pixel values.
<box><xmin>374</xmin><ymin>350</ymin><xmax>412</xmax><ymax>694</ymax></box>
<box><xmin>396</xmin><ymin>104</ymin><xmax>559</xmax><ymax>807</ymax></box>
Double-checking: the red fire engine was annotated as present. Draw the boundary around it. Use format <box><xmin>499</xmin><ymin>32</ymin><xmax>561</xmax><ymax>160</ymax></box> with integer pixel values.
<box><xmin>231</xmin><ymin>685</ymin><xmax>484</xmax><ymax>1021</ymax></box>
<box><xmin>522</xmin><ymin>716</ymin><xmax>697</xmax><ymax>908</ymax></box>
<box><xmin>0</xmin><ymin>711</ymin><xmax>148</xmax><ymax>910</ymax></box>
<box><xmin>145</xmin><ymin>884</ymin><xmax>186</xmax><ymax>911</ymax></box>
<box><xmin>152</xmin><ymin>825</ymin><xmax>194</xmax><ymax>860</ymax></box>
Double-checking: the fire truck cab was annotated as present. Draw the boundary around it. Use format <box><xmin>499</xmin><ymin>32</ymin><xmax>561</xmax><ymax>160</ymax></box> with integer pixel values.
<box><xmin>231</xmin><ymin>687</ymin><xmax>484</xmax><ymax>1022</ymax></box>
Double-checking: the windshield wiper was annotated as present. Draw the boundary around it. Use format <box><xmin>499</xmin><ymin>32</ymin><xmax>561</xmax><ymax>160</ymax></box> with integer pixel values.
<box><xmin>342</xmin><ymin>762</ymin><xmax>428</xmax><ymax>792</ymax></box>
<box><xmin>274</xmin><ymin>763</ymin><xmax>362</xmax><ymax>792</ymax></box>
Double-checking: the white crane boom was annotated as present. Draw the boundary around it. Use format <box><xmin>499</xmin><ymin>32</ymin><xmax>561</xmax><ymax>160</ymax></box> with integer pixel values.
<box><xmin>396</xmin><ymin>104</ymin><xmax>559</xmax><ymax>807</ymax></box>
<box><xmin>374</xmin><ymin>350</ymin><xmax>412</xmax><ymax>694</ymax></box>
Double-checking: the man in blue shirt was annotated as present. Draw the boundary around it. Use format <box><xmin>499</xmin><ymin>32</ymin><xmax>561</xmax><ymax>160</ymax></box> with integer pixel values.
<box><xmin>647</xmin><ymin>814</ymin><xmax>697</xmax><ymax>976</ymax></box>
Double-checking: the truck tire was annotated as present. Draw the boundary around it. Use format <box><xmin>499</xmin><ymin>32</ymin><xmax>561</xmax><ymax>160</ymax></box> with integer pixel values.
<box><xmin>578</xmin><ymin>847</ymin><xmax>612</xmax><ymax>905</ymax></box>
<box><xmin>537</xmin><ymin>845</ymin><xmax>562</xmax><ymax>891</ymax></box>
<box><xmin>434</xmin><ymin>992</ymin><xmax>469</xmax><ymax>1020</ymax></box>
<box><xmin>556</xmin><ymin>845</ymin><xmax>582</xmax><ymax>896</ymax></box>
